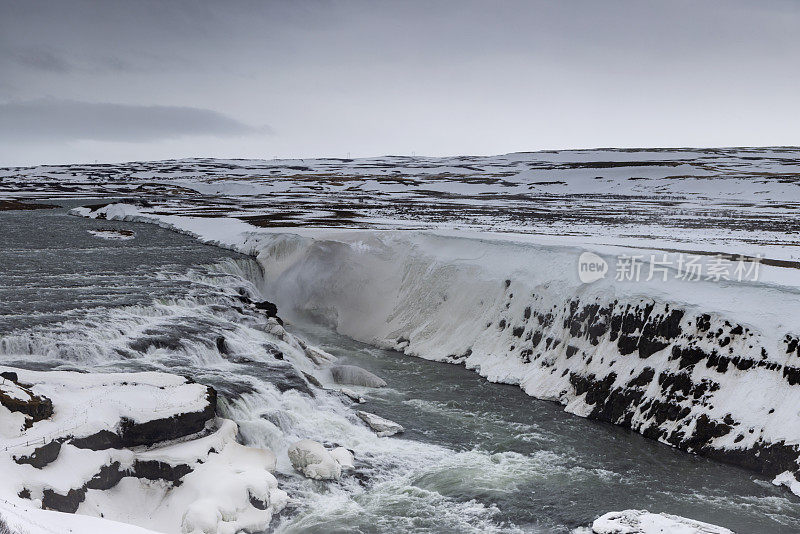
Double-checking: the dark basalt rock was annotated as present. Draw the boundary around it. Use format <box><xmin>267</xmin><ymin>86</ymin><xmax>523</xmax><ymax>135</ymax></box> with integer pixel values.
<box><xmin>548</xmin><ymin>293</ymin><xmax>800</xmax><ymax>478</ymax></box>
<box><xmin>531</xmin><ymin>331</ymin><xmax>543</xmax><ymax>347</ymax></box>
<box><xmin>14</xmin><ymin>439</ymin><xmax>63</xmax><ymax>469</ymax></box>
<box><xmin>783</xmin><ymin>366</ymin><xmax>800</xmax><ymax>386</ymax></box>
<box><xmin>235</xmin><ymin>298</ymin><xmax>284</xmax><ymax>325</ymax></box>
<box><xmin>132</xmin><ymin>460</ymin><xmax>192</xmax><ymax>484</ymax></box>
<box><xmin>216</xmin><ymin>336</ymin><xmax>230</xmax><ymax>355</ymax></box>
<box><xmin>785</xmin><ymin>335</ymin><xmax>800</xmax><ymax>356</ymax></box>
<box><xmin>446</xmin><ymin>348</ymin><xmax>472</xmax><ymax>364</ymax></box>
<box><xmin>1</xmin><ymin>371</ymin><xmax>18</xmax><ymax>382</ymax></box>
<box><xmin>254</xmin><ymin>300</ymin><xmax>278</xmax><ymax>316</ymax></box>
<box><xmin>302</xmin><ymin>371</ymin><xmax>324</xmax><ymax>389</ymax></box>
<box><xmin>117</xmin><ymin>387</ymin><xmax>217</xmax><ymax>448</ymax></box>
<box><xmin>241</xmin><ymin>363</ymin><xmax>314</xmax><ymax>396</ymax></box>
<box><xmin>0</xmin><ymin>378</ymin><xmax>54</xmax><ymax>424</ymax></box>
<box><xmin>250</xmin><ymin>493</ymin><xmax>269</xmax><ymax>510</ymax></box>
<box><xmin>628</xmin><ymin>367</ymin><xmax>655</xmax><ymax>388</ymax></box>
<box><xmin>70</xmin><ymin>430</ymin><xmax>124</xmax><ymax>451</ymax></box>
<box><xmin>69</xmin><ymin>386</ymin><xmax>217</xmax><ymax>451</ymax></box>
<box><xmin>658</xmin><ymin>371</ymin><xmax>693</xmax><ymax>398</ymax></box>
<box><xmin>86</xmin><ymin>461</ymin><xmax>126</xmax><ymax>490</ymax></box>
<box><xmin>42</xmin><ymin>487</ymin><xmax>87</xmax><ymax>513</ymax></box>
<box><xmin>39</xmin><ymin>457</ymin><xmax>196</xmax><ymax>514</ymax></box>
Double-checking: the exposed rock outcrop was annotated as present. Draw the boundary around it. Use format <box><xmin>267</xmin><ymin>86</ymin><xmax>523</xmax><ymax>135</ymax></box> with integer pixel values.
<box><xmin>356</xmin><ymin>411</ymin><xmax>404</xmax><ymax>437</ymax></box>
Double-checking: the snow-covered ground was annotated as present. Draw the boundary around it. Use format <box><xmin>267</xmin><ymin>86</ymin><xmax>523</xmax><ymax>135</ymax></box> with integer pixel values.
<box><xmin>1</xmin><ymin>148</ymin><xmax>799</xmax><ymax>532</ymax></box>
<box><xmin>2</xmin><ymin>148</ymin><xmax>799</xmax><ymax>262</ymax></box>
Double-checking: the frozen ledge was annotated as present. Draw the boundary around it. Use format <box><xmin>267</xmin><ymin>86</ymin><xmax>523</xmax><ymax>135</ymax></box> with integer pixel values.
<box><xmin>0</xmin><ymin>367</ymin><xmax>285</xmax><ymax>534</ymax></box>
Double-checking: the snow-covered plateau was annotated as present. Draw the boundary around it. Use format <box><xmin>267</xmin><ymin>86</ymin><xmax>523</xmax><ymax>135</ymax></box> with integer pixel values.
<box><xmin>1</xmin><ymin>148</ymin><xmax>799</xmax><ymax>532</ymax></box>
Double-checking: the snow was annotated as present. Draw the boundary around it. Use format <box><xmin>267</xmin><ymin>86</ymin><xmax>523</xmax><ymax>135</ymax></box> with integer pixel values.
<box><xmin>87</xmin><ymin>229</ymin><xmax>135</xmax><ymax>240</ymax></box>
<box><xmin>4</xmin><ymin>148</ymin><xmax>799</xmax><ymax>262</ymax></box>
<box><xmin>0</xmin><ymin>500</ymin><xmax>161</xmax><ymax>534</ymax></box>
<box><xmin>287</xmin><ymin>439</ymin><xmax>342</xmax><ymax>480</ymax></box>
<box><xmin>0</xmin><ymin>381</ymin><xmax>30</xmax><ymax>402</ymax></box>
<box><xmin>591</xmin><ymin>509</ymin><xmax>734</xmax><ymax>534</ymax></box>
<box><xmin>0</xmin><ymin>367</ymin><xmax>285</xmax><ymax>534</ymax></box>
<box><xmin>773</xmin><ymin>471</ymin><xmax>800</xmax><ymax>496</ymax></box>
<box><xmin>0</xmin><ymin>367</ymin><xmax>209</xmax><ymax>448</ymax></box>
<box><xmin>329</xmin><ymin>447</ymin><xmax>354</xmax><ymax>470</ymax></box>
<box><xmin>339</xmin><ymin>388</ymin><xmax>365</xmax><ymax>403</ymax></box>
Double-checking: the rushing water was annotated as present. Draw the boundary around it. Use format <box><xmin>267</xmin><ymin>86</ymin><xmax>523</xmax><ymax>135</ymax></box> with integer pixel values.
<box><xmin>1</xmin><ymin>203</ymin><xmax>800</xmax><ymax>534</ymax></box>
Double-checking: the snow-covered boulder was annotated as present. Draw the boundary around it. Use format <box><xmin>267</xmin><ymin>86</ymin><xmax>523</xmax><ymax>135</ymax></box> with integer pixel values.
<box><xmin>330</xmin><ymin>365</ymin><xmax>386</xmax><ymax>388</ymax></box>
<box><xmin>329</xmin><ymin>447</ymin><xmax>354</xmax><ymax>470</ymax></box>
<box><xmin>178</xmin><ymin>442</ymin><xmax>287</xmax><ymax>534</ymax></box>
<box><xmin>287</xmin><ymin>439</ymin><xmax>341</xmax><ymax>480</ymax></box>
<box><xmin>772</xmin><ymin>471</ymin><xmax>800</xmax><ymax>495</ymax></box>
<box><xmin>340</xmin><ymin>388</ymin><xmax>365</xmax><ymax>403</ymax></box>
<box><xmin>592</xmin><ymin>510</ymin><xmax>733</xmax><ymax>534</ymax></box>
<box><xmin>356</xmin><ymin>411</ymin><xmax>404</xmax><ymax>437</ymax></box>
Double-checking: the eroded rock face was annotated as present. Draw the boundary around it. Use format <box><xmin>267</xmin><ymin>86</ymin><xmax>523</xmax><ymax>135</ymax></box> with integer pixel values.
<box><xmin>116</xmin><ymin>387</ymin><xmax>217</xmax><ymax>448</ymax></box>
<box><xmin>417</xmin><ymin>287</ymin><xmax>800</xmax><ymax>487</ymax></box>
<box><xmin>330</xmin><ymin>365</ymin><xmax>387</xmax><ymax>388</ymax></box>
<box><xmin>0</xmin><ymin>377</ymin><xmax>54</xmax><ymax>427</ymax></box>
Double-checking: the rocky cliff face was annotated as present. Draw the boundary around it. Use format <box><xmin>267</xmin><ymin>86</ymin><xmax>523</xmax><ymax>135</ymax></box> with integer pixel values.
<box><xmin>450</xmin><ymin>290</ymin><xmax>800</xmax><ymax>483</ymax></box>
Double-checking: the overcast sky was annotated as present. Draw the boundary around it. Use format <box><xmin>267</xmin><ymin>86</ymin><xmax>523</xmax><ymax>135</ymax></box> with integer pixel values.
<box><xmin>0</xmin><ymin>0</ymin><xmax>798</xmax><ymax>166</ymax></box>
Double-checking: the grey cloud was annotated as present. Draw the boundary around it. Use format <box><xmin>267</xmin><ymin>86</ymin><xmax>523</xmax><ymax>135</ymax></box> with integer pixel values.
<box><xmin>0</xmin><ymin>99</ymin><xmax>269</xmax><ymax>143</ymax></box>
<box><xmin>6</xmin><ymin>45</ymin><xmax>167</xmax><ymax>75</ymax></box>
<box><xmin>12</xmin><ymin>48</ymin><xmax>73</xmax><ymax>73</ymax></box>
